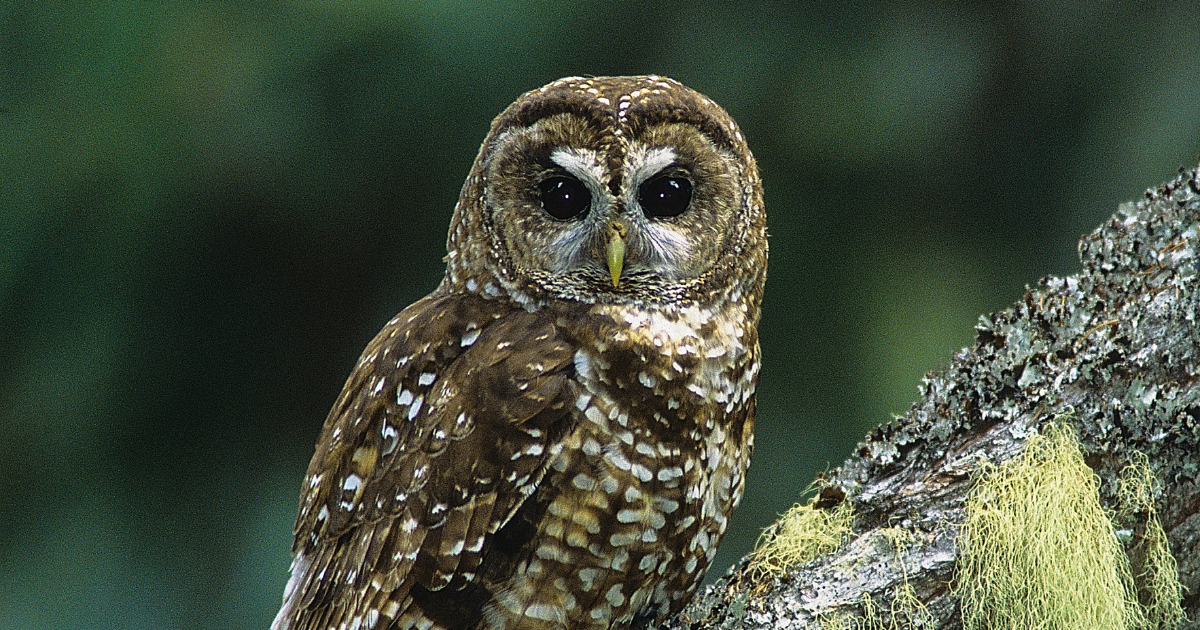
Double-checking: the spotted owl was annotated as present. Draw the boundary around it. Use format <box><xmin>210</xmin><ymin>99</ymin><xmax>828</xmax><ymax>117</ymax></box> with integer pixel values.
<box><xmin>273</xmin><ymin>75</ymin><xmax>767</xmax><ymax>630</ymax></box>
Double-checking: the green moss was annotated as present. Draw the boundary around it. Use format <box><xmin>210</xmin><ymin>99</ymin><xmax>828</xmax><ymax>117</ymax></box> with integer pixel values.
<box><xmin>747</xmin><ymin>496</ymin><xmax>854</xmax><ymax>580</ymax></box>
<box><xmin>1118</xmin><ymin>452</ymin><xmax>1187</xmax><ymax>628</ymax></box>
<box><xmin>955</xmin><ymin>423</ymin><xmax>1149</xmax><ymax>630</ymax></box>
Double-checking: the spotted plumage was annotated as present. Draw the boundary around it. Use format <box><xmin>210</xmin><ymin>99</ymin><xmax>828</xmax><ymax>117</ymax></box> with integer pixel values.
<box><xmin>274</xmin><ymin>75</ymin><xmax>767</xmax><ymax>630</ymax></box>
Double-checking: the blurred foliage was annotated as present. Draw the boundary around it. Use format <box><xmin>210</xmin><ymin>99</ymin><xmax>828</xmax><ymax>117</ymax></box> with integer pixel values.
<box><xmin>1</xmin><ymin>1</ymin><xmax>1198</xmax><ymax>628</ymax></box>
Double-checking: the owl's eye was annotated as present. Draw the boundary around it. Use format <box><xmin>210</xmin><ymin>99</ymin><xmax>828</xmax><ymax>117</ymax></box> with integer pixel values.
<box><xmin>537</xmin><ymin>176</ymin><xmax>591</xmax><ymax>220</ymax></box>
<box><xmin>639</xmin><ymin>176</ymin><xmax>692</xmax><ymax>218</ymax></box>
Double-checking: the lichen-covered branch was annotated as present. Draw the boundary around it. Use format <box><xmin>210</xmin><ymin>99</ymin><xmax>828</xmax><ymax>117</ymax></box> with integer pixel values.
<box><xmin>657</xmin><ymin>165</ymin><xmax>1200</xmax><ymax>630</ymax></box>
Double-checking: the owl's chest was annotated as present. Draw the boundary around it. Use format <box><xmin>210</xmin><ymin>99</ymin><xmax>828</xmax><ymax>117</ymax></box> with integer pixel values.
<box><xmin>520</xmin><ymin>342</ymin><xmax>754</xmax><ymax>625</ymax></box>
<box><xmin>480</xmin><ymin>305</ymin><xmax>758</xmax><ymax>628</ymax></box>
<box><xmin>558</xmin><ymin>302</ymin><xmax>759</xmax><ymax>512</ymax></box>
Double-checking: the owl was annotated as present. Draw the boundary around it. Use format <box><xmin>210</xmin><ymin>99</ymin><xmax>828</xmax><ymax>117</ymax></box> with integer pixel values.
<box><xmin>273</xmin><ymin>75</ymin><xmax>767</xmax><ymax>630</ymax></box>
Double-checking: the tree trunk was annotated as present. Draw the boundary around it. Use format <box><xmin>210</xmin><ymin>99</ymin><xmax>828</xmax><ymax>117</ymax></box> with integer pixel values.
<box><xmin>658</xmin><ymin>165</ymin><xmax>1200</xmax><ymax>630</ymax></box>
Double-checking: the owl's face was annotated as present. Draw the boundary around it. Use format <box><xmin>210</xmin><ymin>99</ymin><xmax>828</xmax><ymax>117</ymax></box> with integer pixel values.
<box><xmin>447</xmin><ymin>76</ymin><xmax>765</xmax><ymax>307</ymax></box>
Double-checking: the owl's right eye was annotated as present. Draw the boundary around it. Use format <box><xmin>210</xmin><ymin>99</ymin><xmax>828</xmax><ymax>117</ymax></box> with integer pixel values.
<box><xmin>537</xmin><ymin>176</ymin><xmax>591</xmax><ymax>220</ymax></box>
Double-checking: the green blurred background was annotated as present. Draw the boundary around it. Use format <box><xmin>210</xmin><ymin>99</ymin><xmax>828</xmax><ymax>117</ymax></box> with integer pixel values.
<box><xmin>2</xmin><ymin>1</ymin><xmax>1198</xmax><ymax>628</ymax></box>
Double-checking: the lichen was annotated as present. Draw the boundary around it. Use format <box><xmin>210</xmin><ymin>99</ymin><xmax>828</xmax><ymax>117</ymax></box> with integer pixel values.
<box><xmin>955</xmin><ymin>423</ymin><xmax>1148</xmax><ymax>630</ymax></box>
<box><xmin>1117</xmin><ymin>451</ymin><xmax>1187</xmax><ymax>628</ymax></box>
<box><xmin>746</xmin><ymin>496</ymin><xmax>855</xmax><ymax>580</ymax></box>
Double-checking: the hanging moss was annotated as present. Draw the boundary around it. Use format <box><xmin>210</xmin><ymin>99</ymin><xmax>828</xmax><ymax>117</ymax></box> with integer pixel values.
<box><xmin>1117</xmin><ymin>452</ymin><xmax>1187</xmax><ymax>629</ymax></box>
<box><xmin>955</xmin><ymin>423</ymin><xmax>1149</xmax><ymax>630</ymax></box>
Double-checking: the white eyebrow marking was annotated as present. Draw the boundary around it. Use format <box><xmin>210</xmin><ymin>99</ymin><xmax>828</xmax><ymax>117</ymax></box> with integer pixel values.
<box><xmin>549</xmin><ymin>147</ymin><xmax>604</xmax><ymax>181</ymax></box>
<box><xmin>626</xmin><ymin>146</ymin><xmax>678</xmax><ymax>185</ymax></box>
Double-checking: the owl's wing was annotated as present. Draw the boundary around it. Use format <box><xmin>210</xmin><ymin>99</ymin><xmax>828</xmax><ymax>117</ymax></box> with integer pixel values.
<box><xmin>274</xmin><ymin>292</ymin><xmax>580</xmax><ymax>630</ymax></box>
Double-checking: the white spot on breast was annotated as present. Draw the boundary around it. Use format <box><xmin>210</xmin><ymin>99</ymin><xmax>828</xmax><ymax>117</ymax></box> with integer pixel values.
<box><xmin>630</xmin><ymin>463</ymin><xmax>653</xmax><ymax>482</ymax></box>
<box><xmin>535</xmin><ymin>544</ymin><xmax>572</xmax><ymax>564</ymax></box>
<box><xmin>572</xmin><ymin>474</ymin><xmax>596</xmax><ymax>491</ymax></box>
<box><xmin>606</xmin><ymin>584</ymin><xmax>626</xmax><ymax>607</ymax></box>
<box><xmin>418</xmin><ymin>372</ymin><xmax>436</xmax><ymax>386</ymax></box>
<box><xmin>609</xmin><ymin>531</ymin><xmax>640</xmax><ymax>547</ymax></box>
<box><xmin>604</xmin><ymin>449</ymin><xmax>632</xmax><ymax>471</ymax></box>
<box><xmin>460</xmin><ymin>328</ymin><xmax>480</xmax><ymax>346</ymax></box>
<box><xmin>655</xmin><ymin>497</ymin><xmax>680</xmax><ymax>513</ymax></box>
<box><xmin>584</xmin><ymin>405</ymin><xmax>606</xmax><ymax>426</ymax></box>
<box><xmin>525</xmin><ymin>604</ymin><xmax>564</xmax><ymax>623</ymax></box>
<box><xmin>574</xmin><ymin>350</ymin><xmax>595</xmax><ymax>384</ymax></box>
<box><xmin>578</xmin><ymin>568</ymin><xmax>599</xmax><ymax>590</ymax></box>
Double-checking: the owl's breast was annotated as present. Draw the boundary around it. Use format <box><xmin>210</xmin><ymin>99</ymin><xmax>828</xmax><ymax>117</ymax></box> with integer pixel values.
<box><xmin>487</xmin><ymin>300</ymin><xmax>759</xmax><ymax>627</ymax></box>
<box><xmin>568</xmin><ymin>300</ymin><xmax>760</xmax><ymax>431</ymax></box>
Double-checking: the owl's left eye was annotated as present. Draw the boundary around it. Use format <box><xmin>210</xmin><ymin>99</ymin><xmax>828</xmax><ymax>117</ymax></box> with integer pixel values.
<box><xmin>639</xmin><ymin>176</ymin><xmax>692</xmax><ymax>218</ymax></box>
<box><xmin>538</xmin><ymin>176</ymin><xmax>591</xmax><ymax>220</ymax></box>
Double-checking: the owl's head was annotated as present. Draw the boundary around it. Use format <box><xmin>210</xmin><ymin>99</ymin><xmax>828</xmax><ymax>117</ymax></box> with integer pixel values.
<box><xmin>445</xmin><ymin>76</ymin><xmax>766</xmax><ymax>309</ymax></box>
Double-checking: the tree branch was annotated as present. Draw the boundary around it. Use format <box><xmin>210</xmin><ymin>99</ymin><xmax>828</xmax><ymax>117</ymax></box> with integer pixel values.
<box><xmin>660</xmin><ymin>165</ymin><xmax>1200</xmax><ymax>630</ymax></box>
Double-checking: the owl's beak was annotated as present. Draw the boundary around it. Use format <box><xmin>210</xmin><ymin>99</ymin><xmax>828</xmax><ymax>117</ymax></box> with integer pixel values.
<box><xmin>606</xmin><ymin>221</ymin><xmax>628</xmax><ymax>288</ymax></box>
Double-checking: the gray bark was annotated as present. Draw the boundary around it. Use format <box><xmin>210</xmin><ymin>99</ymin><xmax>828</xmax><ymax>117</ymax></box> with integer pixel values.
<box><xmin>658</xmin><ymin>165</ymin><xmax>1200</xmax><ymax>630</ymax></box>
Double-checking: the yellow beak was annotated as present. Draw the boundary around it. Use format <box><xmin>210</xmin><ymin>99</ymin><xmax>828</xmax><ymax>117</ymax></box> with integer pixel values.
<box><xmin>606</xmin><ymin>221</ymin><xmax>627</xmax><ymax>288</ymax></box>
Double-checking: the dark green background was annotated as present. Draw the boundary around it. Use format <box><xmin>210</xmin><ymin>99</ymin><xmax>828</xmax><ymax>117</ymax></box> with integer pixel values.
<box><xmin>2</xmin><ymin>2</ymin><xmax>1198</xmax><ymax>628</ymax></box>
